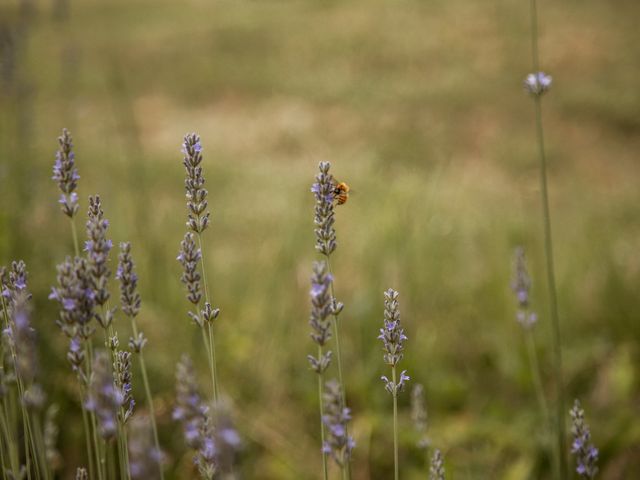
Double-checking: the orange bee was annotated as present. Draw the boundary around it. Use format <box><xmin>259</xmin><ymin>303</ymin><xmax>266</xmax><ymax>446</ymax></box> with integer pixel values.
<box><xmin>332</xmin><ymin>181</ymin><xmax>350</xmax><ymax>205</ymax></box>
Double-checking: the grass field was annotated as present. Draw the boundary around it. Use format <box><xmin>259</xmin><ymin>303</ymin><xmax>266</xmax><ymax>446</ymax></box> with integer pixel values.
<box><xmin>1</xmin><ymin>0</ymin><xmax>639</xmax><ymax>478</ymax></box>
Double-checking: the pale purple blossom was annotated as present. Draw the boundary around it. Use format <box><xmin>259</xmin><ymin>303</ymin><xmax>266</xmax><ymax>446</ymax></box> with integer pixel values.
<box><xmin>524</xmin><ymin>72</ymin><xmax>552</xmax><ymax>96</ymax></box>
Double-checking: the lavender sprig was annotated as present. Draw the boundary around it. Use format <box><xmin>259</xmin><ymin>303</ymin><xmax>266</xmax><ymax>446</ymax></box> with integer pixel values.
<box><xmin>114</xmin><ymin>350</ymin><xmax>134</xmax><ymax>424</ymax></box>
<box><xmin>524</xmin><ymin>72</ymin><xmax>552</xmax><ymax>96</ymax></box>
<box><xmin>44</xmin><ymin>404</ymin><xmax>62</xmax><ymax>472</ymax></box>
<box><xmin>52</xmin><ymin>128</ymin><xmax>80</xmax><ymax>219</ymax></box>
<box><xmin>411</xmin><ymin>384</ymin><xmax>430</xmax><ymax>450</ymax></box>
<box><xmin>511</xmin><ymin>247</ymin><xmax>537</xmax><ymax>329</ymax></box>
<box><xmin>311</xmin><ymin>161</ymin><xmax>337</xmax><ymax>256</ymax></box>
<box><xmin>178</xmin><ymin>232</ymin><xmax>204</xmax><ymax>325</ymax></box>
<box><xmin>183</xmin><ymin>133</ymin><xmax>210</xmax><ymax>234</ymax></box>
<box><xmin>379</xmin><ymin>288</ymin><xmax>409</xmax><ymax>480</ymax></box>
<box><xmin>85</xmin><ymin>351</ymin><xmax>122</xmax><ymax>440</ymax></box>
<box><xmin>173</xmin><ymin>355</ymin><xmax>207</xmax><ymax>450</ymax></box>
<box><xmin>570</xmin><ymin>400</ymin><xmax>598</xmax><ymax>479</ymax></box>
<box><xmin>429</xmin><ymin>449</ymin><xmax>445</xmax><ymax>480</ymax></box>
<box><xmin>307</xmin><ymin>261</ymin><xmax>333</xmax><ymax>374</ymax></box>
<box><xmin>321</xmin><ymin>379</ymin><xmax>354</xmax><ymax>468</ymax></box>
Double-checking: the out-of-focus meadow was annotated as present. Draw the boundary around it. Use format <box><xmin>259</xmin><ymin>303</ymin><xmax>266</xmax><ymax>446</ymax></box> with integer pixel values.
<box><xmin>1</xmin><ymin>0</ymin><xmax>639</xmax><ymax>477</ymax></box>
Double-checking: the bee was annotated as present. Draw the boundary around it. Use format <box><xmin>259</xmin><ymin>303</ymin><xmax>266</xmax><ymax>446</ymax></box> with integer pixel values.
<box><xmin>332</xmin><ymin>181</ymin><xmax>350</xmax><ymax>205</ymax></box>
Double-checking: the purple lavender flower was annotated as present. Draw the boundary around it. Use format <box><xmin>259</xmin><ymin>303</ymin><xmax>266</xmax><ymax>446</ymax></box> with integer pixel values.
<box><xmin>307</xmin><ymin>261</ymin><xmax>333</xmax><ymax>374</ymax></box>
<box><xmin>183</xmin><ymin>133</ymin><xmax>210</xmax><ymax>234</ymax></box>
<box><xmin>379</xmin><ymin>289</ymin><xmax>410</xmax><ymax>395</ymax></box>
<box><xmin>52</xmin><ymin>128</ymin><xmax>80</xmax><ymax>218</ymax></box>
<box><xmin>49</xmin><ymin>256</ymin><xmax>96</xmax><ymax>340</ymax></box>
<box><xmin>117</xmin><ymin>242</ymin><xmax>141</xmax><ymax>319</ymax></box>
<box><xmin>85</xmin><ymin>195</ymin><xmax>115</xmax><ymax>328</ymax></box>
<box><xmin>178</xmin><ymin>233</ymin><xmax>205</xmax><ymax>326</ymax></box>
<box><xmin>312</xmin><ymin>161</ymin><xmax>337</xmax><ymax>256</ymax></box>
<box><xmin>321</xmin><ymin>379</ymin><xmax>354</xmax><ymax>467</ymax></box>
<box><xmin>429</xmin><ymin>449</ymin><xmax>445</xmax><ymax>480</ymax></box>
<box><xmin>44</xmin><ymin>404</ymin><xmax>62</xmax><ymax>472</ymax></box>
<box><xmin>173</xmin><ymin>355</ymin><xmax>206</xmax><ymax>449</ymax></box>
<box><xmin>114</xmin><ymin>350</ymin><xmax>134</xmax><ymax>424</ymax></box>
<box><xmin>570</xmin><ymin>399</ymin><xmax>598</xmax><ymax>479</ymax></box>
<box><xmin>129</xmin><ymin>416</ymin><xmax>163</xmax><ymax>479</ymax></box>
<box><xmin>85</xmin><ymin>351</ymin><xmax>122</xmax><ymax>440</ymax></box>
<box><xmin>3</xmin><ymin>289</ymin><xmax>38</xmax><ymax>385</ymax></box>
<box><xmin>75</xmin><ymin>467</ymin><xmax>88</xmax><ymax>480</ymax></box>
<box><xmin>524</xmin><ymin>72</ymin><xmax>552</xmax><ymax>96</ymax></box>
<box><xmin>511</xmin><ymin>247</ymin><xmax>537</xmax><ymax>329</ymax></box>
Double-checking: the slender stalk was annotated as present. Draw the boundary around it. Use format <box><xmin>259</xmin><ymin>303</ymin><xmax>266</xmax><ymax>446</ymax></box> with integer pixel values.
<box><xmin>70</xmin><ymin>217</ymin><xmax>80</xmax><ymax>257</ymax></box>
<box><xmin>317</xmin><ymin>346</ymin><xmax>328</xmax><ymax>480</ymax></box>
<box><xmin>1</xmin><ymin>395</ymin><xmax>20</xmax><ymax>477</ymax></box>
<box><xmin>392</xmin><ymin>366</ymin><xmax>399</xmax><ymax>480</ymax></box>
<box><xmin>197</xmin><ymin>233</ymin><xmax>219</xmax><ymax>402</ymax></box>
<box><xmin>130</xmin><ymin>317</ymin><xmax>164</xmax><ymax>480</ymax></box>
<box><xmin>528</xmin><ymin>1</ymin><xmax>568</xmax><ymax>477</ymax></box>
<box><xmin>80</xmin><ymin>400</ymin><xmax>95</xmax><ymax>479</ymax></box>
<box><xmin>31</xmin><ymin>414</ymin><xmax>49</xmax><ymax>480</ymax></box>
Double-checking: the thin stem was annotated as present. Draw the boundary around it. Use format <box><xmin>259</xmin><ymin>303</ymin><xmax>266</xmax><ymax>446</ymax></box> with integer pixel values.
<box><xmin>392</xmin><ymin>366</ymin><xmax>399</xmax><ymax>480</ymax></box>
<box><xmin>197</xmin><ymin>232</ymin><xmax>219</xmax><ymax>403</ymax></box>
<box><xmin>131</xmin><ymin>316</ymin><xmax>164</xmax><ymax>479</ymax></box>
<box><xmin>70</xmin><ymin>217</ymin><xmax>80</xmax><ymax>257</ymax></box>
<box><xmin>200</xmin><ymin>326</ymin><xmax>217</xmax><ymax>403</ymax></box>
<box><xmin>81</xmin><ymin>400</ymin><xmax>95</xmax><ymax>480</ymax></box>
<box><xmin>208</xmin><ymin>323</ymin><xmax>220</xmax><ymax>401</ymax></box>
<box><xmin>1</xmin><ymin>395</ymin><xmax>20</xmax><ymax>477</ymax></box>
<box><xmin>529</xmin><ymin>0</ymin><xmax>567</xmax><ymax>476</ymax></box>
<box><xmin>317</xmin><ymin>346</ymin><xmax>328</xmax><ymax>480</ymax></box>
<box><xmin>31</xmin><ymin>413</ymin><xmax>49</xmax><ymax>480</ymax></box>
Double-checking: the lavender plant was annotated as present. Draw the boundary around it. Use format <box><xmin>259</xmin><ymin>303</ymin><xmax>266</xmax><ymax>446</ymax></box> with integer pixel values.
<box><xmin>569</xmin><ymin>400</ymin><xmax>598</xmax><ymax>479</ymax></box>
<box><xmin>52</xmin><ymin>128</ymin><xmax>80</xmax><ymax>253</ymax></box>
<box><xmin>179</xmin><ymin>133</ymin><xmax>220</xmax><ymax>402</ymax></box>
<box><xmin>321</xmin><ymin>379</ymin><xmax>354</xmax><ymax>476</ymax></box>
<box><xmin>307</xmin><ymin>260</ymin><xmax>334</xmax><ymax>479</ymax></box>
<box><xmin>429</xmin><ymin>449</ymin><xmax>445</xmax><ymax>480</ymax></box>
<box><xmin>379</xmin><ymin>288</ymin><xmax>409</xmax><ymax>480</ymax></box>
<box><xmin>117</xmin><ymin>241</ymin><xmax>164</xmax><ymax>479</ymax></box>
<box><xmin>526</xmin><ymin>0</ymin><xmax>567</xmax><ymax>475</ymax></box>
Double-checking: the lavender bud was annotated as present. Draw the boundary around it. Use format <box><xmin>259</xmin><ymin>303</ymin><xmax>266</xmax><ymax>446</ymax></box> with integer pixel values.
<box><xmin>307</xmin><ymin>261</ymin><xmax>333</xmax><ymax>374</ymax></box>
<box><xmin>117</xmin><ymin>242</ymin><xmax>141</xmax><ymax>318</ymax></box>
<box><xmin>52</xmin><ymin>128</ymin><xmax>80</xmax><ymax>218</ymax></box>
<box><xmin>44</xmin><ymin>404</ymin><xmax>63</xmax><ymax>471</ymax></box>
<box><xmin>201</xmin><ymin>302</ymin><xmax>220</xmax><ymax>325</ymax></box>
<box><xmin>114</xmin><ymin>350</ymin><xmax>134</xmax><ymax>424</ymax></box>
<box><xmin>524</xmin><ymin>72</ymin><xmax>552</xmax><ymax>96</ymax></box>
<box><xmin>182</xmin><ymin>133</ymin><xmax>210</xmax><ymax>234</ymax></box>
<box><xmin>511</xmin><ymin>247</ymin><xmax>537</xmax><ymax>329</ymax></box>
<box><xmin>429</xmin><ymin>449</ymin><xmax>445</xmax><ymax>480</ymax></box>
<box><xmin>23</xmin><ymin>384</ymin><xmax>46</xmax><ymax>411</ymax></box>
<box><xmin>379</xmin><ymin>289</ymin><xmax>407</xmax><ymax>367</ymax></box>
<box><xmin>570</xmin><ymin>399</ymin><xmax>598</xmax><ymax>479</ymax></box>
<box><xmin>75</xmin><ymin>468</ymin><xmax>88</xmax><ymax>480</ymax></box>
<box><xmin>85</xmin><ymin>195</ymin><xmax>112</xmax><ymax>311</ymax></box>
<box><xmin>312</xmin><ymin>161</ymin><xmax>337</xmax><ymax>256</ymax></box>
<box><xmin>411</xmin><ymin>384</ymin><xmax>430</xmax><ymax>449</ymax></box>
<box><xmin>129</xmin><ymin>416</ymin><xmax>163</xmax><ymax>479</ymax></box>
<box><xmin>67</xmin><ymin>336</ymin><xmax>86</xmax><ymax>381</ymax></box>
<box><xmin>178</xmin><ymin>233</ymin><xmax>203</xmax><ymax>323</ymax></box>
<box><xmin>321</xmin><ymin>379</ymin><xmax>354</xmax><ymax>467</ymax></box>
<box><xmin>85</xmin><ymin>351</ymin><xmax>122</xmax><ymax>440</ymax></box>
<box><xmin>129</xmin><ymin>332</ymin><xmax>147</xmax><ymax>353</ymax></box>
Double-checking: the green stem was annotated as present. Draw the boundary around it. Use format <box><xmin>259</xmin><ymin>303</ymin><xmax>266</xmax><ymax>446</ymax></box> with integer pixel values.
<box><xmin>392</xmin><ymin>366</ymin><xmax>399</xmax><ymax>480</ymax></box>
<box><xmin>130</xmin><ymin>316</ymin><xmax>164</xmax><ymax>480</ymax></box>
<box><xmin>529</xmin><ymin>1</ymin><xmax>567</xmax><ymax>477</ymax></box>
<box><xmin>197</xmin><ymin>233</ymin><xmax>219</xmax><ymax>403</ymax></box>
<box><xmin>317</xmin><ymin>347</ymin><xmax>328</xmax><ymax>480</ymax></box>
<box><xmin>0</xmin><ymin>401</ymin><xmax>20</xmax><ymax>478</ymax></box>
<box><xmin>81</xmin><ymin>401</ymin><xmax>95</xmax><ymax>480</ymax></box>
<box><xmin>70</xmin><ymin>217</ymin><xmax>80</xmax><ymax>257</ymax></box>
<box><xmin>208</xmin><ymin>323</ymin><xmax>220</xmax><ymax>402</ymax></box>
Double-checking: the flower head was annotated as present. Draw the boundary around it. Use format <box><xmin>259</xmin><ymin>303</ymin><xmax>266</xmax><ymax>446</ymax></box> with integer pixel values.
<box><xmin>379</xmin><ymin>288</ymin><xmax>409</xmax><ymax>395</ymax></box>
<box><xmin>114</xmin><ymin>349</ymin><xmax>135</xmax><ymax>424</ymax></box>
<box><xmin>307</xmin><ymin>261</ymin><xmax>333</xmax><ymax>374</ymax></box>
<box><xmin>173</xmin><ymin>355</ymin><xmax>207</xmax><ymax>449</ymax></box>
<box><xmin>117</xmin><ymin>242</ymin><xmax>141</xmax><ymax>318</ymax></box>
<box><xmin>85</xmin><ymin>351</ymin><xmax>123</xmax><ymax>440</ymax></box>
<box><xmin>524</xmin><ymin>72</ymin><xmax>552</xmax><ymax>96</ymax></box>
<box><xmin>322</xmin><ymin>379</ymin><xmax>354</xmax><ymax>467</ymax></box>
<box><xmin>429</xmin><ymin>449</ymin><xmax>445</xmax><ymax>480</ymax></box>
<box><xmin>85</xmin><ymin>196</ymin><xmax>114</xmax><ymax>323</ymax></box>
<box><xmin>570</xmin><ymin>399</ymin><xmax>598</xmax><ymax>479</ymax></box>
<box><xmin>312</xmin><ymin>161</ymin><xmax>337</xmax><ymax>256</ymax></box>
<box><xmin>183</xmin><ymin>133</ymin><xmax>210</xmax><ymax>234</ymax></box>
<box><xmin>128</xmin><ymin>416</ymin><xmax>163</xmax><ymax>479</ymax></box>
<box><xmin>178</xmin><ymin>232</ymin><xmax>206</xmax><ymax>325</ymax></box>
<box><xmin>511</xmin><ymin>247</ymin><xmax>537</xmax><ymax>329</ymax></box>
<box><xmin>52</xmin><ymin>128</ymin><xmax>80</xmax><ymax>218</ymax></box>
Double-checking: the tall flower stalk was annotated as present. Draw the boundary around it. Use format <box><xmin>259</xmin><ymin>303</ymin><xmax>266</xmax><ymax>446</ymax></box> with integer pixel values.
<box><xmin>322</xmin><ymin>379</ymin><xmax>354</xmax><ymax>480</ymax></box>
<box><xmin>379</xmin><ymin>289</ymin><xmax>410</xmax><ymax>480</ymax></box>
<box><xmin>569</xmin><ymin>400</ymin><xmax>598</xmax><ymax>479</ymax></box>
<box><xmin>117</xmin><ymin>242</ymin><xmax>164</xmax><ymax>479</ymax></box>
<box><xmin>526</xmin><ymin>0</ymin><xmax>567</xmax><ymax>476</ymax></box>
<box><xmin>307</xmin><ymin>261</ymin><xmax>334</xmax><ymax>479</ymax></box>
<box><xmin>179</xmin><ymin>133</ymin><xmax>220</xmax><ymax>403</ymax></box>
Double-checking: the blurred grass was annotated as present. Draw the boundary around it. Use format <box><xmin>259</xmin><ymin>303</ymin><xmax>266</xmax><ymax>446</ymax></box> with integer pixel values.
<box><xmin>1</xmin><ymin>0</ymin><xmax>639</xmax><ymax>477</ymax></box>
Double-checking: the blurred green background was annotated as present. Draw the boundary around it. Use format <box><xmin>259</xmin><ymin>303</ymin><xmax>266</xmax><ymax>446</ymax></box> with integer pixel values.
<box><xmin>1</xmin><ymin>0</ymin><xmax>639</xmax><ymax>478</ymax></box>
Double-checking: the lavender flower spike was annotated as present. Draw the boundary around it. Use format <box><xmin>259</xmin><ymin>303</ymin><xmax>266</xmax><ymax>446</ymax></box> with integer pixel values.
<box><xmin>322</xmin><ymin>379</ymin><xmax>354</xmax><ymax>467</ymax></box>
<box><xmin>570</xmin><ymin>399</ymin><xmax>598</xmax><ymax>479</ymax></box>
<box><xmin>173</xmin><ymin>355</ymin><xmax>206</xmax><ymax>449</ymax></box>
<box><xmin>114</xmin><ymin>350</ymin><xmax>135</xmax><ymax>424</ymax></box>
<box><xmin>129</xmin><ymin>416</ymin><xmax>163</xmax><ymax>479</ymax></box>
<box><xmin>379</xmin><ymin>289</ymin><xmax>409</xmax><ymax>395</ymax></box>
<box><xmin>307</xmin><ymin>261</ymin><xmax>333</xmax><ymax>374</ymax></box>
<box><xmin>52</xmin><ymin>128</ymin><xmax>80</xmax><ymax>218</ymax></box>
<box><xmin>312</xmin><ymin>161</ymin><xmax>337</xmax><ymax>256</ymax></box>
<box><xmin>429</xmin><ymin>449</ymin><xmax>445</xmax><ymax>480</ymax></box>
<box><xmin>511</xmin><ymin>247</ymin><xmax>537</xmax><ymax>329</ymax></box>
<box><xmin>524</xmin><ymin>72</ymin><xmax>552</xmax><ymax>96</ymax></box>
<box><xmin>183</xmin><ymin>133</ymin><xmax>210</xmax><ymax>234</ymax></box>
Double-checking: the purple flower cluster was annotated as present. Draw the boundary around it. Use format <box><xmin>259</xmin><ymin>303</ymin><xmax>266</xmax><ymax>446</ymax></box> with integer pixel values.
<box><xmin>312</xmin><ymin>161</ymin><xmax>337</xmax><ymax>256</ymax></box>
<box><xmin>511</xmin><ymin>247</ymin><xmax>537</xmax><ymax>329</ymax></box>
<box><xmin>114</xmin><ymin>350</ymin><xmax>135</xmax><ymax>424</ymax></box>
<box><xmin>379</xmin><ymin>289</ymin><xmax>410</xmax><ymax>395</ymax></box>
<box><xmin>178</xmin><ymin>232</ymin><xmax>216</xmax><ymax>327</ymax></box>
<box><xmin>52</xmin><ymin>128</ymin><xmax>80</xmax><ymax>218</ymax></box>
<box><xmin>183</xmin><ymin>133</ymin><xmax>210</xmax><ymax>234</ymax></box>
<box><xmin>307</xmin><ymin>261</ymin><xmax>333</xmax><ymax>374</ymax></box>
<box><xmin>321</xmin><ymin>379</ymin><xmax>354</xmax><ymax>467</ymax></box>
<box><xmin>85</xmin><ymin>195</ymin><xmax>115</xmax><ymax>328</ymax></box>
<box><xmin>524</xmin><ymin>72</ymin><xmax>552</xmax><ymax>96</ymax></box>
<box><xmin>173</xmin><ymin>355</ymin><xmax>207</xmax><ymax>449</ymax></box>
<box><xmin>117</xmin><ymin>242</ymin><xmax>148</xmax><ymax>352</ymax></box>
<box><xmin>570</xmin><ymin>399</ymin><xmax>598</xmax><ymax>479</ymax></box>
<box><xmin>85</xmin><ymin>351</ymin><xmax>123</xmax><ymax>440</ymax></box>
